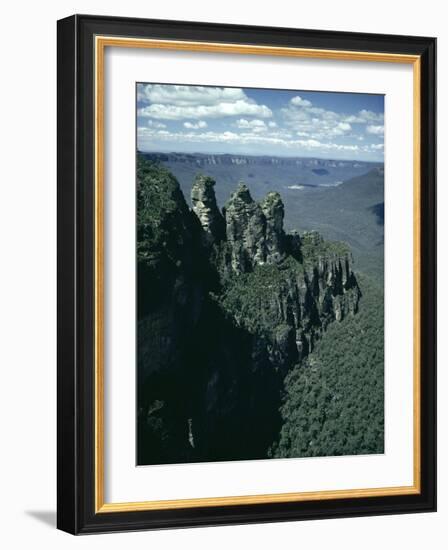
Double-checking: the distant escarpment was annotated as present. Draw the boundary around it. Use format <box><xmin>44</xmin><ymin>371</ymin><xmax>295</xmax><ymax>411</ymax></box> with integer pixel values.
<box><xmin>137</xmin><ymin>155</ymin><xmax>361</xmax><ymax>465</ymax></box>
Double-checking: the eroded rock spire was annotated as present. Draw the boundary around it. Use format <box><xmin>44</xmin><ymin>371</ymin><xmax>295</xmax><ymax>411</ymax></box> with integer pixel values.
<box><xmin>224</xmin><ymin>183</ymin><xmax>266</xmax><ymax>273</ymax></box>
<box><xmin>260</xmin><ymin>192</ymin><xmax>286</xmax><ymax>265</ymax></box>
<box><xmin>191</xmin><ymin>174</ymin><xmax>225</xmax><ymax>245</ymax></box>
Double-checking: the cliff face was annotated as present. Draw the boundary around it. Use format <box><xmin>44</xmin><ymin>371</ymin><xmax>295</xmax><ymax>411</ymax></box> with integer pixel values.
<box><xmin>137</xmin><ymin>156</ymin><xmax>361</xmax><ymax>464</ymax></box>
<box><xmin>142</xmin><ymin>151</ymin><xmax>374</xmax><ymax>170</ymax></box>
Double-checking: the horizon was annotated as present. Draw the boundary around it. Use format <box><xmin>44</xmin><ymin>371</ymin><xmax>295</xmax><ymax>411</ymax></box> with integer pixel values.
<box><xmin>137</xmin><ymin>84</ymin><xmax>384</xmax><ymax>162</ymax></box>
<box><xmin>138</xmin><ymin>149</ymin><xmax>384</xmax><ymax>165</ymax></box>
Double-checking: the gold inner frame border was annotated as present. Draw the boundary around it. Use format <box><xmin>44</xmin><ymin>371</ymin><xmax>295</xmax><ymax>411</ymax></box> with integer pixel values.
<box><xmin>94</xmin><ymin>35</ymin><xmax>421</xmax><ymax>514</ymax></box>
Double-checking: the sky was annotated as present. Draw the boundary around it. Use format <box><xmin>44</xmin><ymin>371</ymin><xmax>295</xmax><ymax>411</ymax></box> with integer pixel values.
<box><xmin>137</xmin><ymin>84</ymin><xmax>384</xmax><ymax>161</ymax></box>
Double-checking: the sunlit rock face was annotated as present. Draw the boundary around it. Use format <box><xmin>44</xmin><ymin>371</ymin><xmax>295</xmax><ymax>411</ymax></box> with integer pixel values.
<box><xmin>223</xmin><ymin>183</ymin><xmax>267</xmax><ymax>273</ymax></box>
<box><xmin>190</xmin><ymin>174</ymin><xmax>225</xmax><ymax>246</ymax></box>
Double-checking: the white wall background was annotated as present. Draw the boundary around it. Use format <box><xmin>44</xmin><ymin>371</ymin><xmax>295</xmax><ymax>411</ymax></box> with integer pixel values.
<box><xmin>0</xmin><ymin>1</ymin><xmax>444</xmax><ymax>547</ymax></box>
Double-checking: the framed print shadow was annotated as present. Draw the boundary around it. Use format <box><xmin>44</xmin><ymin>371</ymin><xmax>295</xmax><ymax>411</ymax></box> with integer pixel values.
<box><xmin>57</xmin><ymin>14</ymin><xmax>436</xmax><ymax>534</ymax></box>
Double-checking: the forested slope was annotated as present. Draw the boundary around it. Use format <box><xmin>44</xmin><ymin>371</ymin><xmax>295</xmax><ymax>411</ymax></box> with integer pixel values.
<box><xmin>270</xmin><ymin>274</ymin><xmax>384</xmax><ymax>458</ymax></box>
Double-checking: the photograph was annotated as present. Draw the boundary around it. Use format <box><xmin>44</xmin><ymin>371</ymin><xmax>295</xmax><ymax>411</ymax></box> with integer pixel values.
<box><xmin>136</xmin><ymin>83</ymin><xmax>385</xmax><ymax>466</ymax></box>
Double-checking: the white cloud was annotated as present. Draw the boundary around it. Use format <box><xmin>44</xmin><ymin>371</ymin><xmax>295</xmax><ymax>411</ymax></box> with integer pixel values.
<box><xmin>290</xmin><ymin>95</ymin><xmax>312</xmax><ymax>107</ymax></box>
<box><xmin>300</xmin><ymin>139</ymin><xmax>321</xmax><ymax>147</ymax></box>
<box><xmin>337</xmin><ymin>122</ymin><xmax>352</xmax><ymax>132</ymax></box>
<box><xmin>136</xmin><ymin>85</ymin><xmax>384</xmax><ymax>160</ymax></box>
<box><xmin>139</xmin><ymin>100</ymin><xmax>272</xmax><ymax>120</ymax></box>
<box><xmin>183</xmin><ymin>120</ymin><xmax>208</xmax><ymax>129</ymax></box>
<box><xmin>138</xmin><ymin>84</ymin><xmax>247</xmax><ymax>106</ymax></box>
<box><xmin>344</xmin><ymin>115</ymin><xmax>363</xmax><ymax>123</ymax></box>
<box><xmin>147</xmin><ymin>120</ymin><xmax>166</xmax><ymax>129</ymax></box>
<box><xmin>345</xmin><ymin>110</ymin><xmax>384</xmax><ymax>124</ymax></box>
<box><xmin>296</xmin><ymin>140</ymin><xmax>360</xmax><ymax>153</ymax></box>
<box><xmin>366</xmin><ymin>125</ymin><xmax>384</xmax><ymax>135</ymax></box>
<box><xmin>282</xmin><ymin>100</ymin><xmax>353</xmax><ymax>139</ymax></box>
<box><xmin>137</xmin><ymin>84</ymin><xmax>272</xmax><ymax>121</ymax></box>
<box><xmin>137</xmin><ymin>126</ymin><xmax>363</xmax><ymax>154</ymax></box>
<box><xmin>359</xmin><ymin>109</ymin><xmax>384</xmax><ymax>122</ymax></box>
<box><xmin>235</xmin><ymin>119</ymin><xmax>267</xmax><ymax>130</ymax></box>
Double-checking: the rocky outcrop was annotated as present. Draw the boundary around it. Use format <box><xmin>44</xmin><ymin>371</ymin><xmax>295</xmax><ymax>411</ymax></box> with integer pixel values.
<box><xmin>223</xmin><ymin>183</ymin><xmax>267</xmax><ymax>273</ymax></box>
<box><xmin>210</xmin><ymin>184</ymin><xmax>288</xmax><ymax>276</ymax></box>
<box><xmin>190</xmin><ymin>174</ymin><xmax>225</xmax><ymax>246</ymax></box>
<box><xmin>260</xmin><ymin>192</ymin><xmax>286</xmax><ymax>265</ymax></box>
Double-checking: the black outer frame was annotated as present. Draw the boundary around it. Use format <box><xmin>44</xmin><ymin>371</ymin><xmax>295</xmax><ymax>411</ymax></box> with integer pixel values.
<box><xmin>57</xmin><ymin>14</ymin><xmax>436</xmax><ymax>535</ymax></box>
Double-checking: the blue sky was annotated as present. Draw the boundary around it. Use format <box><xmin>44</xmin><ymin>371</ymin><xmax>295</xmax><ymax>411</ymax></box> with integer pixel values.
<box><xmin>137</xmin><ymin>84</ymin><xmax>384</xmax><ymax>161</ymax></box>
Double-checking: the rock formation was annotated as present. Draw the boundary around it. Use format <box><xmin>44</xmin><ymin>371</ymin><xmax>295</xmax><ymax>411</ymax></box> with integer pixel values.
<box><xmin>222</xmin><ymin>183</ymin><xmax>267</xmax><ymax>273</ymax></box>
<box><xmin>219</xmin><ymin>185</ymin><xmax>288</xmax><ymax>273</ymax></box>
<box><xmin>190</xmin><ymin>174</ymin><xmax>225</xmax><ymax>246</ymax></box>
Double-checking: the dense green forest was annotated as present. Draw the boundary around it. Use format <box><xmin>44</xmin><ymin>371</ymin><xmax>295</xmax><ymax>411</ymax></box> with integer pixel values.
<box><xmin>270</xmin><ymin>274</ymin><xmax>384</xmax><ymax>458</ymax></box>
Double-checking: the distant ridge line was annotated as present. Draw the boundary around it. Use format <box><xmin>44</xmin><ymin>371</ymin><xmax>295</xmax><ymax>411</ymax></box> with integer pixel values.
<box><xmin>139</xmin><ymin>150</ymin><xmax>382</xmax><ymax>167</ymax></box>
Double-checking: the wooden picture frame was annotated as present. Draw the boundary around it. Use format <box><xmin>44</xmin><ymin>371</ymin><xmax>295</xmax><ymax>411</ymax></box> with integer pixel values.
<box><xmin>57</xmin><ymin>14</ymin><xmax>436</xmax><ymax>534</ymax></box>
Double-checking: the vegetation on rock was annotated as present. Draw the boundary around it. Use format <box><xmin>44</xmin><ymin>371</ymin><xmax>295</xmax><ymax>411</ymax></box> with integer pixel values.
<box><xmin>270</xmin><ymin>274</ymin><xmax>384</xmax><ymax>457</ymax></box>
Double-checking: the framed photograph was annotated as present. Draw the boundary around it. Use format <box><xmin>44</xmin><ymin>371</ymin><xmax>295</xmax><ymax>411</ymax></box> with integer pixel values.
<box><xmin>57</xmin><ymin>14</ymin><xmax>436</xmax><ymax>534</ymax></box>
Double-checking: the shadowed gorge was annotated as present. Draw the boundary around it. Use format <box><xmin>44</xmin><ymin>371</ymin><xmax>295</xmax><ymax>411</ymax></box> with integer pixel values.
<box><xmin>136</xmin><ymin>154</ymin><xmax>385</xmax><ymax>465</ymax></box>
